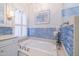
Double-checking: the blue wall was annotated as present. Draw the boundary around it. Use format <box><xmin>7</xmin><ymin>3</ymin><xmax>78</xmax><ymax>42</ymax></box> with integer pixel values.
<box><xmin>64</xmin><ymin>3</ymin><xmax>79</xmax><ymax>9</ymax></box>
<box><xmin>62</xmin><ymin>5</ymin><xmax>78</xmax><ymax>55</ymax></box>
<box><xmin>60</xmin><ymin>25</ymin><xmax>73</xmax><ymax>56</ymax></box>
<box><xmin>0</xmin><ymin>27</ymin><xmax>12</xmax><ymax>35</ymax></box>
<box><xmin>62</xmin><ymin>6</ymin><xmax>79</xmax><ymax>18</ymax></box>
<box><xmin>28</xmin><ymin>28</ymin><xmax>56</xmax><ymax>39</ymax></box>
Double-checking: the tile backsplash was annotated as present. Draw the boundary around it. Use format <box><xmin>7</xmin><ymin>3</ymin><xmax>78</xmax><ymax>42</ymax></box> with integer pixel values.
<box><xmin>0</xmin><ymin>27</ymin><xmax>12</xmax><ymax>35</ymax></box>
<box><xmin>60</xmin><ymin>25</ymin><xmax>73</xmax><ymax>56</ymax></box>
<box><xmin>62</xmin><ymin>6</ymin><xmax>79</xmax><ymax>18</ymax></box>
<box><xmin>28</xmin><ymin>28</ymin><xmax>56</xmax><ymax>39</ymax></box>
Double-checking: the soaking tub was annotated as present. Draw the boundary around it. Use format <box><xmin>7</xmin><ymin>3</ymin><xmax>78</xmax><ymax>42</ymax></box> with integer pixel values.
<box><xmin>18</xmin><ymin>37</ymin><xmax>57</xmax><ymax>56</ymax></box>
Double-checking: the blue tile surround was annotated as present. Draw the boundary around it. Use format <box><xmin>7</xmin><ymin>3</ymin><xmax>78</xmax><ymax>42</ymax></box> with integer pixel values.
<box><xmin>0</xmin><ymin>27</ymin><xmax>12</xmax><ymax>35</ymax></box>
<box><xmin>61</xmin><ymin>6</ymin><xmax>79</xmax><ymax>56</ymax></box>
<box><xmin>60</xmin><ymin>25</ymin><xmax>73</xmax><ymax>56</ymax></box>
<box><xmin>28</xmin><ymin>28</ymin><xmax>56</xmax><ymax>39</ymax></box>
<box><xmin>62</xmin><ymin>6</ymin><xmax>79</xmax><ymax>17</ymax></box>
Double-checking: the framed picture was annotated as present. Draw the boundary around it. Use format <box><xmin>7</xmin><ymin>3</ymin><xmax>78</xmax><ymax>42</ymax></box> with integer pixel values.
<box><xmin>36</xmin><ymin>10</ymin><xmax>50</xmax><ymax>24</ymax></box>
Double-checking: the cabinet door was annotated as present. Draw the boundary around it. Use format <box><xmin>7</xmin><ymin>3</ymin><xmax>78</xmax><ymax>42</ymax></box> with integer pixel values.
<box><xmin>0</xmin><ymin>44</ymin><xmax>18</xmax><ymax>56</ymax></box>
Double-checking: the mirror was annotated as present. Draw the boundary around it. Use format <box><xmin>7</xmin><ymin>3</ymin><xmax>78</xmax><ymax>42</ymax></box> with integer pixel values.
<box><xmin>0</xmin><ymin>3</ymin><xmax>4</xmax><ymax>24</ymax></box>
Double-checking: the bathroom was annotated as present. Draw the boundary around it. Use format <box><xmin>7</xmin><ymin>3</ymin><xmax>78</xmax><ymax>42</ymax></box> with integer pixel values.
<box><xmin>0</xmin><ymin>3</ymin><xmax>79</xmax><ymax>56</ymax></box>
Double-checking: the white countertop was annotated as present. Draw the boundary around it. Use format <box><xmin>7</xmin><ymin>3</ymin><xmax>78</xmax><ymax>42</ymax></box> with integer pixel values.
<box><xmin>0</xmin><ymin>35</ymin><xmax>17</xmax><ymax>41</ymax></box>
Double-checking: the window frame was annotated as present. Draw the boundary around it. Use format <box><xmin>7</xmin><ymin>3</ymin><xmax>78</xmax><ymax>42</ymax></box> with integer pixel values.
<box><xmin>14</xmin><ymin>9</ymin><xmax>27</xmax><ymax>37</ymax></box>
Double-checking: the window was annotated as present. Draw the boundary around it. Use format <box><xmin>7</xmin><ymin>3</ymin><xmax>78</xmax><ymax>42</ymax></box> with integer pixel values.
<box><xmin>22</xmin><ymin>13</ymin><xmax>27</xmax><ymax>25</ymax></box>
<box><xmin>14</xmin><ymin>26</ymin><xmax>21</xmax><ymax>37</ymax></box>
<box><xmin>14</xmin><ymin>10</ymin><xmax>21</xmax><ymax>25</ymax></box>
<box><xmin>14</xmin><ymin>9</ymin><xmax>27</xmax><ymax>37</ymax></box>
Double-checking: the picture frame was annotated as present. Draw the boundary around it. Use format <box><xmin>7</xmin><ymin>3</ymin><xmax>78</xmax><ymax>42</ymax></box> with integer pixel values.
<box><xmin>35</xmin><ymin>10</ymin><xmax>50</xmax><ymax>24</ymax></box>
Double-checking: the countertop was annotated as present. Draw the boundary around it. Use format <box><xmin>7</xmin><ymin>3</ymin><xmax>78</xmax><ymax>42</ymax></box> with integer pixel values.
<box><xmin>0</xmin><ymin>35</ymin><xmax>28</xmax><ymax>42</ymax></box>
<box><xmin>0</xmin><ymin>35</ymin><xmax>17</xmax><ymax>41</ymax></box>
<box><xmin>0</xmin><ymin>35</ymin><xmax>28</xmax><ymax>48</ymax></box>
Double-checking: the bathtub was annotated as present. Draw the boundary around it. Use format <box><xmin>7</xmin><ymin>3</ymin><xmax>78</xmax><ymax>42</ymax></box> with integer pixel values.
<box><xmin>18</xmin><ymin>37</ymin><xmax>57</xmax><ymax>56</ymax></box>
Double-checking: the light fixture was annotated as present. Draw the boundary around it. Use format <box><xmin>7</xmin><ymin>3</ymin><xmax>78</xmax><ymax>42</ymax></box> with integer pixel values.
<box><xmin>6</xmin><ymin>4</ymin><xmax>14</xmax><ymax>20</ymax></box>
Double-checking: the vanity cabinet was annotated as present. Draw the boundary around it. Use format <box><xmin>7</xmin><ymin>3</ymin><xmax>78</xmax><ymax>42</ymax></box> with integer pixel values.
<box><xmin>0</xmin><ymin>38</ymin><xmax>18</xmax><ymax>56</ymax></box>
<box><xmin>0</xmin><ymin>43</ymin><xmax>18</xmax><ymax>56</ymax></box>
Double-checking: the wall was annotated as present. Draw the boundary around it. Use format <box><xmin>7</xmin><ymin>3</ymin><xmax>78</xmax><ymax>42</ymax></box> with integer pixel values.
<box><xmin>0</xmin><ymin>3</ymin><xmax>63</xmax><ymax>39</ymax></box>
<box><xmin>28</xmin><ymin>3</ymin><xmax>63</xmax><ymax>28</ymax></box>
<box><xmin>63</xmin><ymin>3</ymin><xmax>79</xmax><ymax>9</ymax></box>
<box><xmin>0</xmin><ymin>4</ymin><xmax>13</xmax><ymax>35</ymax></box>
<box><xmin>0</xmin><ymin>3</ymin><xmax>29</xmax><ymax>36</ymax></box>
<box><xmin>62</xmin><ymin>3</ymin><xmax>79</xmax><ymax>56</ymax></box>
<box><xmin>6</xmin><ymin>3</ymin><xmax>29</xmax><ymax>36</ymax></box>
<box><xmin>0</xmin><ymin>27</ymin><xmax>12</xmax><ymax>35</ymax></box>
<box><xmin>60</xmin><ymin>24</ymin><xmax>73</xmax><ymax>56</ymax></box>
<box><xmin>6</xmin><ymin>3</ymin><xmax>29</xmax><ymax>26</ymax></box>
<box><xmin>28</xmin><ymin>3</ymin><xmax>63</xmax><ymax>39</ymax></box>
<box><xmin>63</xmin><ymin>3</ymin><xmax>79</xmax><ymax>18</ymax></box>
<box><xmin>0</xmin><ymin>3</ymin><xmax>64</xmax><ymax>39</ymax></box>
